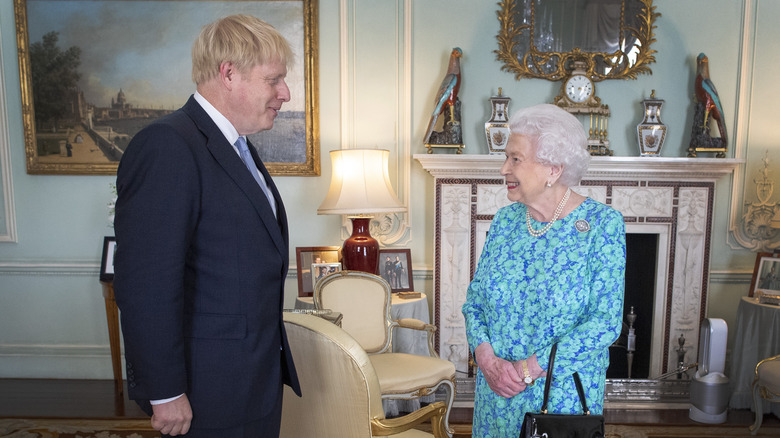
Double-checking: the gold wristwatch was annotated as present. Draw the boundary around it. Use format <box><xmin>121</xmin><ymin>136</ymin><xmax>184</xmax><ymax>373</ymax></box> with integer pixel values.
<box><xmin>521</xmin><ymin>359</ymin><xmax>534</xmax><ymax>385</ymax></box>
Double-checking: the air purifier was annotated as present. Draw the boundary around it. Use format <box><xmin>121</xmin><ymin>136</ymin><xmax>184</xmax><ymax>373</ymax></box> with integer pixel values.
<box><xmin>689</xmin><ymin>318</ymin><xmax>729</xmax><ymax>423</ymax></box>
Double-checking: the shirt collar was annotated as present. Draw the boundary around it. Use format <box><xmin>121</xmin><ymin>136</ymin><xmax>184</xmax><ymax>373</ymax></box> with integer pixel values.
<box><xmin>193</xmin><ymin>91</ymin><xmax>242</xmax><ymax>146</ymax></box>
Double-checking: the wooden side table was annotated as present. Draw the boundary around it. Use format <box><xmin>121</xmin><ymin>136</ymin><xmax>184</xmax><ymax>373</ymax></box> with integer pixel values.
<box><xmin>100</xmin><ymin>281</ymin><xmax>123</xmax><ymax>395</ymax></box>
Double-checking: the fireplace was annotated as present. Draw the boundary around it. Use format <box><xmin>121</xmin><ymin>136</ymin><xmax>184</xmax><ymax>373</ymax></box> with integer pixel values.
<box><xmin>415</xmin><ymin>154</ymin><xmax>740</xmax><ymax>404</ymax></box>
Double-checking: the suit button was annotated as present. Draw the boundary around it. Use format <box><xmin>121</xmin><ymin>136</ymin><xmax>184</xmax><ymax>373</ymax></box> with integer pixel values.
<box><xmin>129</xmin><ymin>382</ymin><xmax>137</xmax><ymax>388</ymax></box>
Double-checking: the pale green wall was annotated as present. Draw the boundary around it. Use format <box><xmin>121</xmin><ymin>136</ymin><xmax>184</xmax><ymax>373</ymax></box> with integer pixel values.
<box><xmin>0</xmin><ymin>0</ymin><xmax>774</xmax><ymax>379</ymax></box>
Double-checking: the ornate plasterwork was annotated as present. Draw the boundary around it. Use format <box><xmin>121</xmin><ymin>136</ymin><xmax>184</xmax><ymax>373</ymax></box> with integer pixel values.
<box><xmin>729</xmin><ymin>153</ymin><xmax>780</xmax><ymax>251</ymax></box>
<box><xmin>417</xmin><ymin>154</ymin><xmax>738</xmax><ymax>386</ymax></box>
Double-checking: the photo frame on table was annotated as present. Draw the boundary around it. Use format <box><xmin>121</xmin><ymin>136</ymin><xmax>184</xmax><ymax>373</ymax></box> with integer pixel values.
<box><xmin>295</xmin><ymin>246</ymin><xmax>340</xmax><ymax>297</ymax></box>
<box><xmin>14</xmin><ymin>0</ymin><xmax>319</xmax><ymax>176</ymax></box>
<box><xmin>99</xmin><ymin>236</ymin><xmax>117</xmax><ymax>282</ymax></box>
<box><xmin>378</xmin><ymin>248</ymin><xmax>414</xmax><ymax>293</ymax></box>
<box><xmin>749</xmin><ymin>252</ymin><xmax>780</xmax><ymax>298</ymax></box>
<box><xmin>311</xmin><ymin>262</ymin><xmax>341</xmax><ymax>290</ymax></box>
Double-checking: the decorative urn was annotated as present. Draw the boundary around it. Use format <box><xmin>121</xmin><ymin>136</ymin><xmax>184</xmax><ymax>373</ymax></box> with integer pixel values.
<box><xmin>636</xmin><ymin>90</ymin><xmax>667</xmax><ymax>156</ymax></box>
<box><xmin>485</xmin><ymin>88</ymin><xmax>511</xmax><ymax>155</ymax></box>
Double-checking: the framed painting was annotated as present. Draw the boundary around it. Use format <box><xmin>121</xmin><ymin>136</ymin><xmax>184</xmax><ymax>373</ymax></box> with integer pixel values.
<box><xmin>99</xmin><ymin>236</ymin><xmax>117</xmax><ymax>282</ymax></box>
<box><xmin>14</xmin><ymin>0</ymin><xmax>319</xmax><ymax>176</ymax></box>
<box><xmin>378</xmin><ymin>248</ymin><xmax>413</xmax><ymax>293</ymax></box>
<box><xmin>295</xmin><ymin>246</ymin><xmax>340</xmax><ymax>297</ymax></box>
<box><xmin>749</xmin><ymin>252</ymin><xmax>780</xmax><ymax>298</ymax></box>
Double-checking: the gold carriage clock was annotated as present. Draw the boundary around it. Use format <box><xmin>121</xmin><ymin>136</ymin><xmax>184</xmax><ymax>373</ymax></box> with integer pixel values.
<box><xmin>553</xmin><ymin>61</ymin><xmax>612</xmax><ymax>156</ymax></box>
<box><xmin>485</xmin><ymin>88</ymin><xmax>511</xmax><ymax>155</ymax></box>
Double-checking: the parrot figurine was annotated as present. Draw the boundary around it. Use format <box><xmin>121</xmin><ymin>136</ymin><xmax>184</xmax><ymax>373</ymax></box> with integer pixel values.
<box><xmin>694</xmin><ymin>53</ymin><xmax>727</xmax><ymax>147</ymax></box>
<box><xmin>423</xmin><ymin>47</ymin><xmax>462</xmax><ymax>145</ymax></box>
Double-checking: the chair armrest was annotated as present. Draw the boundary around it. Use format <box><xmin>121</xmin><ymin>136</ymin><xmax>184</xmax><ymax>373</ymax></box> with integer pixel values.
<box><xmin>396</xmin><ymin>318</ymin><xmax>435</xmax><ymax>332</ymax></box>
<box><xmin>371</xmin><ymin>401</ymin><xmax>448</xmax><ymax>438</ymax></box>
<box><xmin>395</xmin><ymin>318</ymin><xmax>438</xmax><ymax>358</ymax></box>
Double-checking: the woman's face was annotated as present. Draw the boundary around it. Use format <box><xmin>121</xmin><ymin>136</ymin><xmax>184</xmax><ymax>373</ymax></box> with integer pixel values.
<box><xmin>500</xmin><ymin>134</ymin><xmax>551</xmax><ymax>204</ymax></box>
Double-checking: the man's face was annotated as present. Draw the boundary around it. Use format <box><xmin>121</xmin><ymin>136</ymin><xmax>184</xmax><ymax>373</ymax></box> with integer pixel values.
<box><xmin>229</xmin><ymin>60</ymin><xmax>290</xmax><ymax>135</ymax></box>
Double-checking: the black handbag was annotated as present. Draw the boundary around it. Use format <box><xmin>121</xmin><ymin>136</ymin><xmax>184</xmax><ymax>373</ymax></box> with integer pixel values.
<box><xmin>519</xmin><ymin>344</ymin><xmax>605</xmax><ymax>438</ymax></box>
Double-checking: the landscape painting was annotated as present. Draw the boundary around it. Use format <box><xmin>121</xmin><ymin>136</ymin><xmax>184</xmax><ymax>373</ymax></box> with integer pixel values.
<box><xmin>15</xmin><ymin>0</ymin><xmax>319</xmax><ymax>175</ymax></box>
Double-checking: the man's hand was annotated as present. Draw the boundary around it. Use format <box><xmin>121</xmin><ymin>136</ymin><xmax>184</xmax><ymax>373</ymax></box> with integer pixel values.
<box><xmin>151</xmin><ymin>394</ymin><xmax>193</xmax><ymax>436</ymax></box>
<box><xmin>474</xmin><ymin>343</ymin><xmax>526</xmax><ymax>398</ymax></box>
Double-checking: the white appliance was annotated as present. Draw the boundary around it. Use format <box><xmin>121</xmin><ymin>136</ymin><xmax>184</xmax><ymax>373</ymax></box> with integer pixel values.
<box><xmin>689</xmin><ymin>318</ymin><xmax>730</xmax><ymax>423</ymax></box>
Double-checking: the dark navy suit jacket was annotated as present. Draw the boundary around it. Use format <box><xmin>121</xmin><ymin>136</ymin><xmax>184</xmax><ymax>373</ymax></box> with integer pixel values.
<box><xmin>113</xmin><ymin>95</ymin><xmax>300</xmax><ymax>430</ymax></box>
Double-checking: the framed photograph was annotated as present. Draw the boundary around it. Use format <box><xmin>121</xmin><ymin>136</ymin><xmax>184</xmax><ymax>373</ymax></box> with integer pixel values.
<box><xmin>749</xmin><ymin>252</ymin><xmax>780</xmax><ymax>297</ymax></box>
<box><xmin>378</xmin><ymin>248</ymin><xmax>414</xmax><ymax>293</ymax></box>
<box><xmin>99</xmin><ymin>236</ymin><xmax>117</xmax><ymax>282</ymax></box>
<box><xmin>311</xmin><ymin>262</ymin><xmax>341</xmax><ymax>290</ymax></box>
<box><xmin>295</xmin><ymin>246</ymin><xmax>340</xmax><ymax>297</ymax></box>
<box><xmin>14</xmin><ymin>0</ymin><xmax>319</xmax><ymax>176</ymax></box>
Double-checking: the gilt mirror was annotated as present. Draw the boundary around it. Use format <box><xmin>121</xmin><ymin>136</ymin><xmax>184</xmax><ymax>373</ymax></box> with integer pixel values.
<box><xmin>496</xmin><ymin>0</ymin><xmax>660</xmax><ymax>81</ymax></box>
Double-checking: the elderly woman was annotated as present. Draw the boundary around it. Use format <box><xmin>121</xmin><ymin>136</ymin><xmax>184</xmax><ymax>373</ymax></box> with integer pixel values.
<box><xmin>462</xmin><ymin>103</ymin><xmax>626</xmax><ymax>436</ymax></box>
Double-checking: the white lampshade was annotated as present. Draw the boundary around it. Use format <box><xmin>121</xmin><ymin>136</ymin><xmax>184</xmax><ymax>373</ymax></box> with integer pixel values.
<box><xmin>318</xmin><ymin>148</ymin><xmax>405</xmax><ymax>216</ymax></box>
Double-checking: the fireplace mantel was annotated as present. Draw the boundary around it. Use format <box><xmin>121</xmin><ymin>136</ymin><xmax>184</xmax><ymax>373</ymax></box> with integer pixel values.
<box><xmin>414</xmin><ymin>154</ymin><xmax>742</xmax><ymax>181</ymax></box>
<box><xmin>415</xmin><ymin>153</ymin><xmax>741</xmax><ymax>403</ymax></box>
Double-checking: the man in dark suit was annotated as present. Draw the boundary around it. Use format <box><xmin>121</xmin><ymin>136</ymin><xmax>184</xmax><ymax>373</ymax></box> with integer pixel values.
<box><xmin>113</xmin><ymin>15</ymin><xmax>300</xmax><ymax>437</ymax></box>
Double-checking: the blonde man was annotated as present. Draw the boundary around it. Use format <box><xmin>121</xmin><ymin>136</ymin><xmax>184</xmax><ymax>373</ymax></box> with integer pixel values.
<box><xmin>114</xmin><ymin>15</ymin><xmax>300</xmax><ymax>437</ymax></box>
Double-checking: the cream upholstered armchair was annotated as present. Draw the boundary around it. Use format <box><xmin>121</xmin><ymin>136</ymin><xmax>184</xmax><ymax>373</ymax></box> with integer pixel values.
<box><xmin>280</xmin><ymin>312</ymin><xmax>448</xmax><ymax>437</ymax></box>
<box><xmin>750</xmin><ymin>354</ymin><xmax>780</xmax><ymax>435</ymax></box>
<box><xmin>313</xmin><ymin>270</ymin><xmax>456</xmax><ymax>436</ymax></box>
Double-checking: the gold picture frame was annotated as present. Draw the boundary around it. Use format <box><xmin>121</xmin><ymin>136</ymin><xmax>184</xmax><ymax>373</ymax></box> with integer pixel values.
<box><xmin>14</xmin><ymin>0</ymin><xmax>319</xmax><ymax>176</ymax></box>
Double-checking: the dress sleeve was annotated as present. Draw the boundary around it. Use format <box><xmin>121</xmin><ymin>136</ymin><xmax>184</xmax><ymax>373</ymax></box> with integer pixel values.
<box><xmin>540</xmin><ymin>207</ymin><xmax>626</xmax><ymax>375</ymax></box>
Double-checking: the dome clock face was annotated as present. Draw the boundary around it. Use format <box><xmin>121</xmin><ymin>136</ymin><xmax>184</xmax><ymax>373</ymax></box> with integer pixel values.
<box><xmin>565</xmin><ymin>75</ymin><xmax>594</xmax><ymax>103</ymax></box>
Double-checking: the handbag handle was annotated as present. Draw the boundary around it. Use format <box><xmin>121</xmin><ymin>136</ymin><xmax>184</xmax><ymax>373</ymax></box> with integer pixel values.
<box><xmin>540</xmin><ymin>343</ymin><xmax>591</xmax><ymax>415</ymax></box>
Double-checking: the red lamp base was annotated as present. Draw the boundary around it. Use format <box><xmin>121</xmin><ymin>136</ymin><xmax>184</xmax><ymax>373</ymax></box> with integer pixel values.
<box><xmin>342</xmin><ymin>217</ymin><xmax>379</xmax><ymax>274</ymax></box>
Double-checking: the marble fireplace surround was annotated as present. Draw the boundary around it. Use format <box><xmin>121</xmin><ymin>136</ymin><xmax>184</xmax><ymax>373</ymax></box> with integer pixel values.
<box><xmin>415</xmin><ymin>154</ymin><xmax>741</xmax><ymax>403</ymax></box>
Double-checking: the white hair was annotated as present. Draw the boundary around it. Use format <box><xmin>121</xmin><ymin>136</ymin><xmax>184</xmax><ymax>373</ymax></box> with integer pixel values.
<box><xmin>508</xmin><ymin>104</ymin><xmax>591</xmax><ymax>186</ymax></box>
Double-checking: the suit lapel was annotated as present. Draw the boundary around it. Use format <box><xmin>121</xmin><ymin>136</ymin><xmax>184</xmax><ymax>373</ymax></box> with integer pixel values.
<box><xmin>182</xmin><ymin>98</ymin><xmax>287</xmax><ymax>258</ymax></box>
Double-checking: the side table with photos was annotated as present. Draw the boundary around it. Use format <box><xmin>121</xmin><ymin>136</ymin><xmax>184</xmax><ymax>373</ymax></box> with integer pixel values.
<box><xmin>728</xmin><ymin>296</ymin><xmax>780</xmax><ymax>417</ymax></box>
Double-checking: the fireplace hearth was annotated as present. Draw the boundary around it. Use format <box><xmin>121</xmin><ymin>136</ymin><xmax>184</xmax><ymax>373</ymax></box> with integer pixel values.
<box><xmin>415</xmin><ymin>154</ymin><xmax>740</xmax><ymax>405</ymax></box>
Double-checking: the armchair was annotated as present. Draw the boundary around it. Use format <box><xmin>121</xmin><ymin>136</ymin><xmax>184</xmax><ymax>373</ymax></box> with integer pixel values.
<box><xmin>280</xmin><ymin>312</ymin><xmax>448</xmax><ymax>437</ymax></box>
<box><xmin>750</xmin><ymin>354</ymin><xmax>780</xmax><ymax>435</ymax></box>
<box><xmin>313</xmin><ymin>271</ymin><xmax>456</xmax><ymax>436</ymax></box>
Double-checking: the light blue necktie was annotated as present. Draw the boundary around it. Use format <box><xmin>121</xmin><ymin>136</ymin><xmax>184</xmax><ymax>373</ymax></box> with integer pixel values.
<box><xmin>235</xmin><ymin>136</ymin><xmax>277</xmax><ymax>217</ymax></box>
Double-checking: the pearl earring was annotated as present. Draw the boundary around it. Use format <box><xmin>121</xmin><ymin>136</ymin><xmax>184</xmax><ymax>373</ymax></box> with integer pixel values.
<box><xmin>546</xmin><ymin>181</ymin><xmax>552</xmax><ymax>188</ymax></box>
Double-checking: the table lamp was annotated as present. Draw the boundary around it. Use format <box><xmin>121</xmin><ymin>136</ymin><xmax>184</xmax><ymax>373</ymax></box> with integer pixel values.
<box><xmin>318</xmin><ymin>148</ymin><xmax>406</xmax><ymax>274</ymax></box>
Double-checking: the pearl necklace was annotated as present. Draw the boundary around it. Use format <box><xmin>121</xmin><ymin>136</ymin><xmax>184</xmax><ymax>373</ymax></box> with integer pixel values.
<box><xmin>526</xmin><ymin>188</ymin><xmax>571</xmax><ymax>237</ymax></box>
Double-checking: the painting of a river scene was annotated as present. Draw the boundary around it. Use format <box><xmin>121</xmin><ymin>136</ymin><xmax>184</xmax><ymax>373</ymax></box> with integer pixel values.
<box><xmin>15</xmin><ymin>0</ymin><xmax>318</xmax><ymax>175</ymax></box>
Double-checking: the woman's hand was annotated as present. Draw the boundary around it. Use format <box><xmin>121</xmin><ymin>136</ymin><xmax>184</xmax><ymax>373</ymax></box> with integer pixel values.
<box><xmin>474</xmin><ymin>343</ymin><xmax>526</xmax><ymax>398</ymax></box>
<box><xmin>512</xmin><ymin>353</ymin><xmax>547</xmax><ymax>385</ymax></box>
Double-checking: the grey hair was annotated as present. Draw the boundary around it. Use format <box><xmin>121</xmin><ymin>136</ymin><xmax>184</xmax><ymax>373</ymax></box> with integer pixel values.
<box><xmin>508</xmin><ymin>104</ymin><xmax>590</xmax><ymax>187</ymax></box>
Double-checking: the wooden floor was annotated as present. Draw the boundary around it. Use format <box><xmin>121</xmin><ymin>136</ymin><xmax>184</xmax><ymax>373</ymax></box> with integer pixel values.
<box><xmin>1</xmin><ymin>378</ymin><xmax>778</xmax><ymax>432</ymax></box>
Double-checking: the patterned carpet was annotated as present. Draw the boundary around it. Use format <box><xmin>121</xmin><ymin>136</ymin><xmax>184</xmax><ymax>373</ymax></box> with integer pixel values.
<box><xmin>2</xmin><ymin>418</ymin><xmax>779</xmax><ymax>438</ymax></box>
<box><xmin>0</xmin><ymin>418</ymin><xmax>158</xmax><ymax>438</ymax></box>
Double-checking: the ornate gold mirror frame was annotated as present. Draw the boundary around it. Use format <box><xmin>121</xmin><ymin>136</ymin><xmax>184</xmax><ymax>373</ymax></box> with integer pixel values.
<box><xmin>495</xmin><ymin>0</ymin><xmax>660</xmax><ymax>82</ymax></box>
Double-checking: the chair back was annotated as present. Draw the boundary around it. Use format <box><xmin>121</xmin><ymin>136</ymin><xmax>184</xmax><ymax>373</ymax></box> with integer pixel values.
<box><xmin>314</xmin><ymin>270</ymin><xmax>394</xmax><ymax>354</ymax></box>
<box><xmin>280</xmin><ymin>312</ymin><xmax>386</xmax><ymax>437</ymax></box>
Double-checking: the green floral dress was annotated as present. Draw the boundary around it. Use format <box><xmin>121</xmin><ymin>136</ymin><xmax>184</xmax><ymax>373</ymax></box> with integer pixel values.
<box><xmin>462</xmin><ymin>197</ymin><xmax>626</xmax><ymax>437</ymax></box>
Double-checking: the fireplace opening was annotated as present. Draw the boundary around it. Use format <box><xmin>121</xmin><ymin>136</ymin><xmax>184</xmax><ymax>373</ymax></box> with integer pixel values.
<box><xmin>607</xmin><ymin>233</ymin><xmax>658</xmax><ymax>379</ymax></box>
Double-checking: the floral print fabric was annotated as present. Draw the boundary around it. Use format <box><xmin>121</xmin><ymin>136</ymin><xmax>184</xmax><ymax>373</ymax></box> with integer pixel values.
<box><xmin>462</xmin><ymin>197</ymin><xmax>626</xmax><ymax>437</ymax></box>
